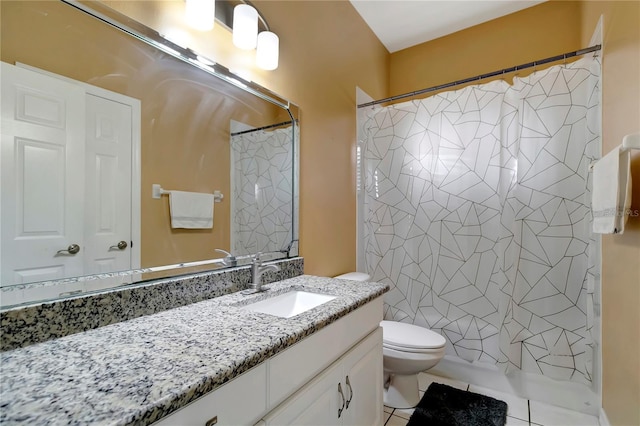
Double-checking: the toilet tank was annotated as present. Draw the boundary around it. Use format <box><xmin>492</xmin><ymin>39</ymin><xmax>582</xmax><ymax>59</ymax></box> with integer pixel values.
<box><xmin>334</xmin><ymin>272</ymin><xmax>371</xmax><ymax>281</ymax></box>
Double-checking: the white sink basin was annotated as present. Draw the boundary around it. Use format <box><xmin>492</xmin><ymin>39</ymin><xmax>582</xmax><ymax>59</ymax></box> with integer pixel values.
<box><xmin>242</xmin><ymin>290</ymin><xmax>336</xmax><ymax>318</ymax></box>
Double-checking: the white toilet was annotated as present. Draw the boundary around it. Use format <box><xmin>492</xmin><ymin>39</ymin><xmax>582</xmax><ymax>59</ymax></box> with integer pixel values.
<box><xmin>335</xmin><ymin>272</ymin><xmax>446</xmax><ymax>409</ymax></box>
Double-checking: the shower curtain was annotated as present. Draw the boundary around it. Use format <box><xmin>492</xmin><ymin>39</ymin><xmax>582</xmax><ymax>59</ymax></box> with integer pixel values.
<box><xmin>361</xmin><ymin>57</ymin><xmax>600</xmax><ymax>384</ymax></box>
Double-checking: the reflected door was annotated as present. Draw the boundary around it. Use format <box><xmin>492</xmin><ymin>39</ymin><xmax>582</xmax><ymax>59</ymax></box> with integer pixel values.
<box><xmin>1</xmin><ymin>62</ymin><xmax>86</xmax><ymax>285</ymax></box>
<box><xmin>84</xmin><ymin>94</ymin><xmax>133</xmax><ymax>275</ymax></box>
<box><xmin>1</xmin><ymin>62</ymin><xmax>137</xmax><ymax>288</ymax></box>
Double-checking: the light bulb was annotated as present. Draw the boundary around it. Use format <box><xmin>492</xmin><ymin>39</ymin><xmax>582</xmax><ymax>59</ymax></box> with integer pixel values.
<box><xmin>185</xmin><ymin>0</ymin><xmax>215</xmax><ymax>31</ymax></box>
<box><xmin>233</xmin><ymin>4</ymin><xmax>258</xmax><ymax>50</ymax></box>
<box><xmin>256</xmin><ymin>31</ymin><xmax>279</xmax><ymax>70</ymax></box>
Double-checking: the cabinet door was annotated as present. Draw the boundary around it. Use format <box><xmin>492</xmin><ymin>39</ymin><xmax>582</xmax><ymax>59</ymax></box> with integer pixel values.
<box><xmin>154</xmin><ymin>364</ymin><xmax>267</xmax><ymax>426</ymax></box>
<box><xmin>341</xmin><ymin>327</ymin><xmax>384</xmax><ymax>426</ymax></box>
<box><xmin>263</xmin><ymin>360</ymin><xmax>342</xmax><ymax>426</ymax></box>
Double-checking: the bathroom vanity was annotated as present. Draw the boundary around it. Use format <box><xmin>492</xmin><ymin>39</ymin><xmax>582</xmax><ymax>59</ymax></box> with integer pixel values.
<box><xmin>0</xmin><ymin>275</ymin><xmax>388</xmax><ymax>425</ymax></box>
<box><xmin>157</xmin><ymin>293</ymin><xmax>383</xmax><ymax>426</ymax></box>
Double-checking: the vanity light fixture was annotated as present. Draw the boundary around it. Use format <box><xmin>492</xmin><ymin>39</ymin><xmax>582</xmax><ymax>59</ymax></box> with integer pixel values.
<box><xmin>185</xmin><ymin>0</ymin><xmax>215</xmax><ymax>31</ymax></box>
<box><xmin>184</xmin><ymin>0</ymin><xmax>279</xmax><ymax>70</ymax></box>
<box><xmin>231</xmin><ymin>1</ymin><xmax>279</xmax><ymax>70</ymax></box>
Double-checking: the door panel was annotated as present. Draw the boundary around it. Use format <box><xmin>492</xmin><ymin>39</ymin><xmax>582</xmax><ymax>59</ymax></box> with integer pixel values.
<box><xmin>19</xmin><ymin>139</ymin><xmax>65</xmax><ymax>234</ymax></box>
<box><xmin>15</xmin><ymin>86</ymin><xmax>66</xmax><ymax>128</ymax></box>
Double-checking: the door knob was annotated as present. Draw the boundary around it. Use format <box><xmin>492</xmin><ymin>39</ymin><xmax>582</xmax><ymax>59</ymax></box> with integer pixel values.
<box><xmin>109</xmin><ymin>241</ymin><xmax>128</xmax><ymax>250</ymax></box>
<box><xmin>57</xmin><ymin>244</ymin><xmax>80</xmax><ymax>255</ymax></box>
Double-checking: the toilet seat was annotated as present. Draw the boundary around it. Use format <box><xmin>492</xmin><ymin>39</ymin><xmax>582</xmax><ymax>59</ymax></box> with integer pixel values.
<box><xmin>381</xmin><ymin>320</ymin><xmax>446</xmax><ymax>352</ymax></box>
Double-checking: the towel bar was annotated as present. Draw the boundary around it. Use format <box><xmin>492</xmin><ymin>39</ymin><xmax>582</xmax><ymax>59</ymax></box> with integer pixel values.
<box><xmin>152</xmin><ymin>184</ymin><xmax>224</xmax><ymax>202</ymax></box>
<box><xmin>589</xmin><ymin>132</ymin><xmax>640</xmax><ymax>171</ymax></box>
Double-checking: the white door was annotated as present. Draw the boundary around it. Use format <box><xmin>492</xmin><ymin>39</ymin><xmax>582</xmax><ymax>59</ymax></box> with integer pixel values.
<box><xmin>83</xmin><ymin>93</ymin><xmax>132</xmax><ymax>275</ymax></box>
<box><xmin>1</xmin><ymin>62</ymin><xmax>85</xmax><ymax>285</ymax></box>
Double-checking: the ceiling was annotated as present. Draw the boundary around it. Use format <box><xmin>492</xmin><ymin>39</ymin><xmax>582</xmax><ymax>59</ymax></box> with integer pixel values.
<box><xmin>349</xmin><ymin>0</ymin><xmax>545</xmax><ymax>53</ymax></box>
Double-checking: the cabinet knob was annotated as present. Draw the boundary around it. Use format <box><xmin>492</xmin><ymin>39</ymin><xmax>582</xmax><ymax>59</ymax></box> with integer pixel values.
<box><xmin>338</xmin><ymin>383</ymin><xmax>345</xmax><ymax>418</ymax></box>
<box><xmin>205</xmin><ymin>415</ymin><xmax>217</xmax><ymax>426</ymax></box>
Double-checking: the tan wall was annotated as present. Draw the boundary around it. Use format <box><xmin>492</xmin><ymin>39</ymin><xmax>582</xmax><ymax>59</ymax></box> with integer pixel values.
<box><xmin>389</xmin><ymin>1</ymin><xmax>582</xmax><ymax>98</ymax></box>
<box><xmin>581</xmin><ymin>3</ymin><xmax>640</xmax><ymax>425</ymax></box>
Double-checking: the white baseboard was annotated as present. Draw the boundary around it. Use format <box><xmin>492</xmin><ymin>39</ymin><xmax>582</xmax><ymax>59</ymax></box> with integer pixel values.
<box><xmin>599</xmin><ymin>408</ymin><xmax>611</xmax><ymax>426</ymax></box>
<box><xmin>429</xmin><ymin>355</ymin><xmax>601</xmax><ymax>417</ymax></box>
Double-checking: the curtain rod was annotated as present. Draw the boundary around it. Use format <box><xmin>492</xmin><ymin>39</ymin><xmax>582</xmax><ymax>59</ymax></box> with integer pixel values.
<box><xmin>230</xmin><ymin>120</ymin><xmax>296</xmax><ymax>136</ymax></box>
<box><xmin>358</xmin><ymin>45</ymin><xmax>602</xmax><ymax>108</ymax></box>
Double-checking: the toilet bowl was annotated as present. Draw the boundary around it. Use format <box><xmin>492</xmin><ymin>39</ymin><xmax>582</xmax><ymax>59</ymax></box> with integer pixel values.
<box><xmin>380</xmin><ymin>320</ymin><xmax>446</xmax><ymax>408</ymax></box>
<box><xmin>334</xmin><ymin>272</ymin><xmax>447</xmax><ymax>409</ymax></box>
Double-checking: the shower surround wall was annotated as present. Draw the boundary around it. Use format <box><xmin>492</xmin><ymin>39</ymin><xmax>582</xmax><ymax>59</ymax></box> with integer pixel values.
<box><xmin>361</xmin><ymin>58</ymin><xmax>601</xmax><ymax>385</ymax></box>
<box><xmin>231</xmin><ymin>126</ymin><xmax>295</xmax><ymax>256</ymax></box>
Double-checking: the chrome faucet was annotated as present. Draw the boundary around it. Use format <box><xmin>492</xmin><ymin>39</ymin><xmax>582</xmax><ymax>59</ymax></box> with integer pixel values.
<box><xmin>215</xmin><ymin>248</ymin><xmax>237</xmax><ymax>267</ymax></box>
<box><xmin>248</xmin><ymin>253</ymin><xmax>280</xmax><ymax>292</ymax></box>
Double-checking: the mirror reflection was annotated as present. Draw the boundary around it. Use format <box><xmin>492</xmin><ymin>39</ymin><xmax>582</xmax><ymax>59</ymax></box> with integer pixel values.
<box><xmin>0</xmin><ymin>0</ymin><xmax>299</xmax><ymax>307</ymax></box>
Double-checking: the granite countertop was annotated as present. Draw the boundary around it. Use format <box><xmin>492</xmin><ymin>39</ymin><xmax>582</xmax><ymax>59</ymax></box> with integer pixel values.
<box><xmin>0</xmin><ymin>275</ymin><xmax>388</xmax><ymax>425</ymax></box>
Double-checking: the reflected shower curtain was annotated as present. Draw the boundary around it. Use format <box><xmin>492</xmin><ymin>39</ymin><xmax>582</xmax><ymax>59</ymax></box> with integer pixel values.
<box><xmin>362</xmin><ymin>57</ymin><xmax>600</xmax><ymax>384</ymax></box>
<box><xmin>231</xmin><ymin>127</ymin><xmax>294</xmax><ymax>255</ymax></box>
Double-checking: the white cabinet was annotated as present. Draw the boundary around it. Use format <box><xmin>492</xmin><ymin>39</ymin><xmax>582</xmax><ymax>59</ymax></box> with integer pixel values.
<box><xmin>267</xmin><ymin>297</ymin><xmax>382</xmax><ymax>408</ymax></box>
<box><xmin>154</xmin><ymin>364</ymin><xmax>267</xmax><ymax>426</ymax></box>
<box><xmin>153</xmin><ymin>296</ymin><xmax>383</xmax><ymax>426</ymax></box>
<box><xmin>262</xmin><ymin>327</ymin><xmax>383</xmax><ymax>426</ymax></box>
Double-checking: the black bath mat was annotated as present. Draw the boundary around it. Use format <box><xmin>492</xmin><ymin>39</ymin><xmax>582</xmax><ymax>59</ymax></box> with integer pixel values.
<box><xmin>406</xmin><ymin>383</ymin><xmax>508</xmax><ymax>426</ymax></box>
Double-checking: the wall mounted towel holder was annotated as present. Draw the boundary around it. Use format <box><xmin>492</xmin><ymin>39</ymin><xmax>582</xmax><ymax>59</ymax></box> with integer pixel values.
<box><xmin>151</xmin><ymin>184</ymin><xmax>224</xmax><ymax>202</ymax></box>
<box><xmin>589</xmin><ymin>132</ymin><xmax>640</xmax><ymax>171</ymax></box>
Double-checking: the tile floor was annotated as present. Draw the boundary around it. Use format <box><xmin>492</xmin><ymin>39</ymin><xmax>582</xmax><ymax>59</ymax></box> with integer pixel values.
<box><xmin>382</xmin><ymin>372</ymin><xmax>600</xmax><ymax>426</ymax></box>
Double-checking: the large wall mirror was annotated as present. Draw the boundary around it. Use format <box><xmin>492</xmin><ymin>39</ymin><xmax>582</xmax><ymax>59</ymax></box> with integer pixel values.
<box><xmin>0</xmin><ymin>0</ymin><xmax>299</xmax><ymax>308</ymax></box>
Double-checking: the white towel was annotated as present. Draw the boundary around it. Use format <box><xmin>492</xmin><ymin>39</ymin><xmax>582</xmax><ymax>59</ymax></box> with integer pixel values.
<box><xmin>169</xmin><ymin>191</ymin><xmax>214</xmax><ymax>229</ymax></box>
<box><xmin>592</xmin><ymin>147</ymin><xmax>632</xmax><ymax>234</ymax></box>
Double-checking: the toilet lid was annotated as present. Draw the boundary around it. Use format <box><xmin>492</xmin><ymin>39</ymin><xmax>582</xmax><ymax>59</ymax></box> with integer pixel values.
<box><xmin>334</xmin><ymin>272</ymin><xmax>371</xmax><ymax>281</ymax></box>
<box><xmin>380</xmin><ymin>320</ymin><xmax>446</xmax><ymax>350</ymax></box>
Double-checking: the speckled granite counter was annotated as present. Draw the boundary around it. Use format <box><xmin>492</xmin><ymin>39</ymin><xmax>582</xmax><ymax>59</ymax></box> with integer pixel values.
<box><xmin>1</xmin><ymin>258</ymin><xmax>303</xmax><ymax>351</ymax></box>
<box><xmin>0</xmin><ymin>275</ymin><xmax>388</xmax><ymax>425</ymax></box>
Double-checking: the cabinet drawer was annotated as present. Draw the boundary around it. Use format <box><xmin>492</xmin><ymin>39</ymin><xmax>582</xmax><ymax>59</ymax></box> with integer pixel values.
<box><xmin>154</xmin><ymin>363</ymin><xmax>267</xmax><ymax>426</ymax></box>
<box><xmin>268</xmin><ymin>297</ymin><xmax>382</xmax><ymax>408</ymax></box>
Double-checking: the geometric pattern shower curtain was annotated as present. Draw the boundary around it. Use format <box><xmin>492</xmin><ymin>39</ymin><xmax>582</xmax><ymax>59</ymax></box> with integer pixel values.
<box><xmin>362</xmin><ymin>57</ymin><xmax>600</xmax><ymax>384</ymax></box>
<box><xmin>231</xmin><ymin>127</ymin><xmax>294</xmax><ymax>256</ymax></box>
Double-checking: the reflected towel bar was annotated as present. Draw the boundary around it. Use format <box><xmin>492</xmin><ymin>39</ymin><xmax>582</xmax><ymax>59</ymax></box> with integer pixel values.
<box><xmin>151</xmin><ymin>184</ymin><xmax>224</xmax><ymax>202</ymax></box>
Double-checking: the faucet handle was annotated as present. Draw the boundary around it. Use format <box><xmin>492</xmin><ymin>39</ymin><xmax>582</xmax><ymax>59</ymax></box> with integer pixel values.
<box><xmin>253</xmin><ymin>252</ymin><xmax>263</xmax><ymax>263</ymax></box>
